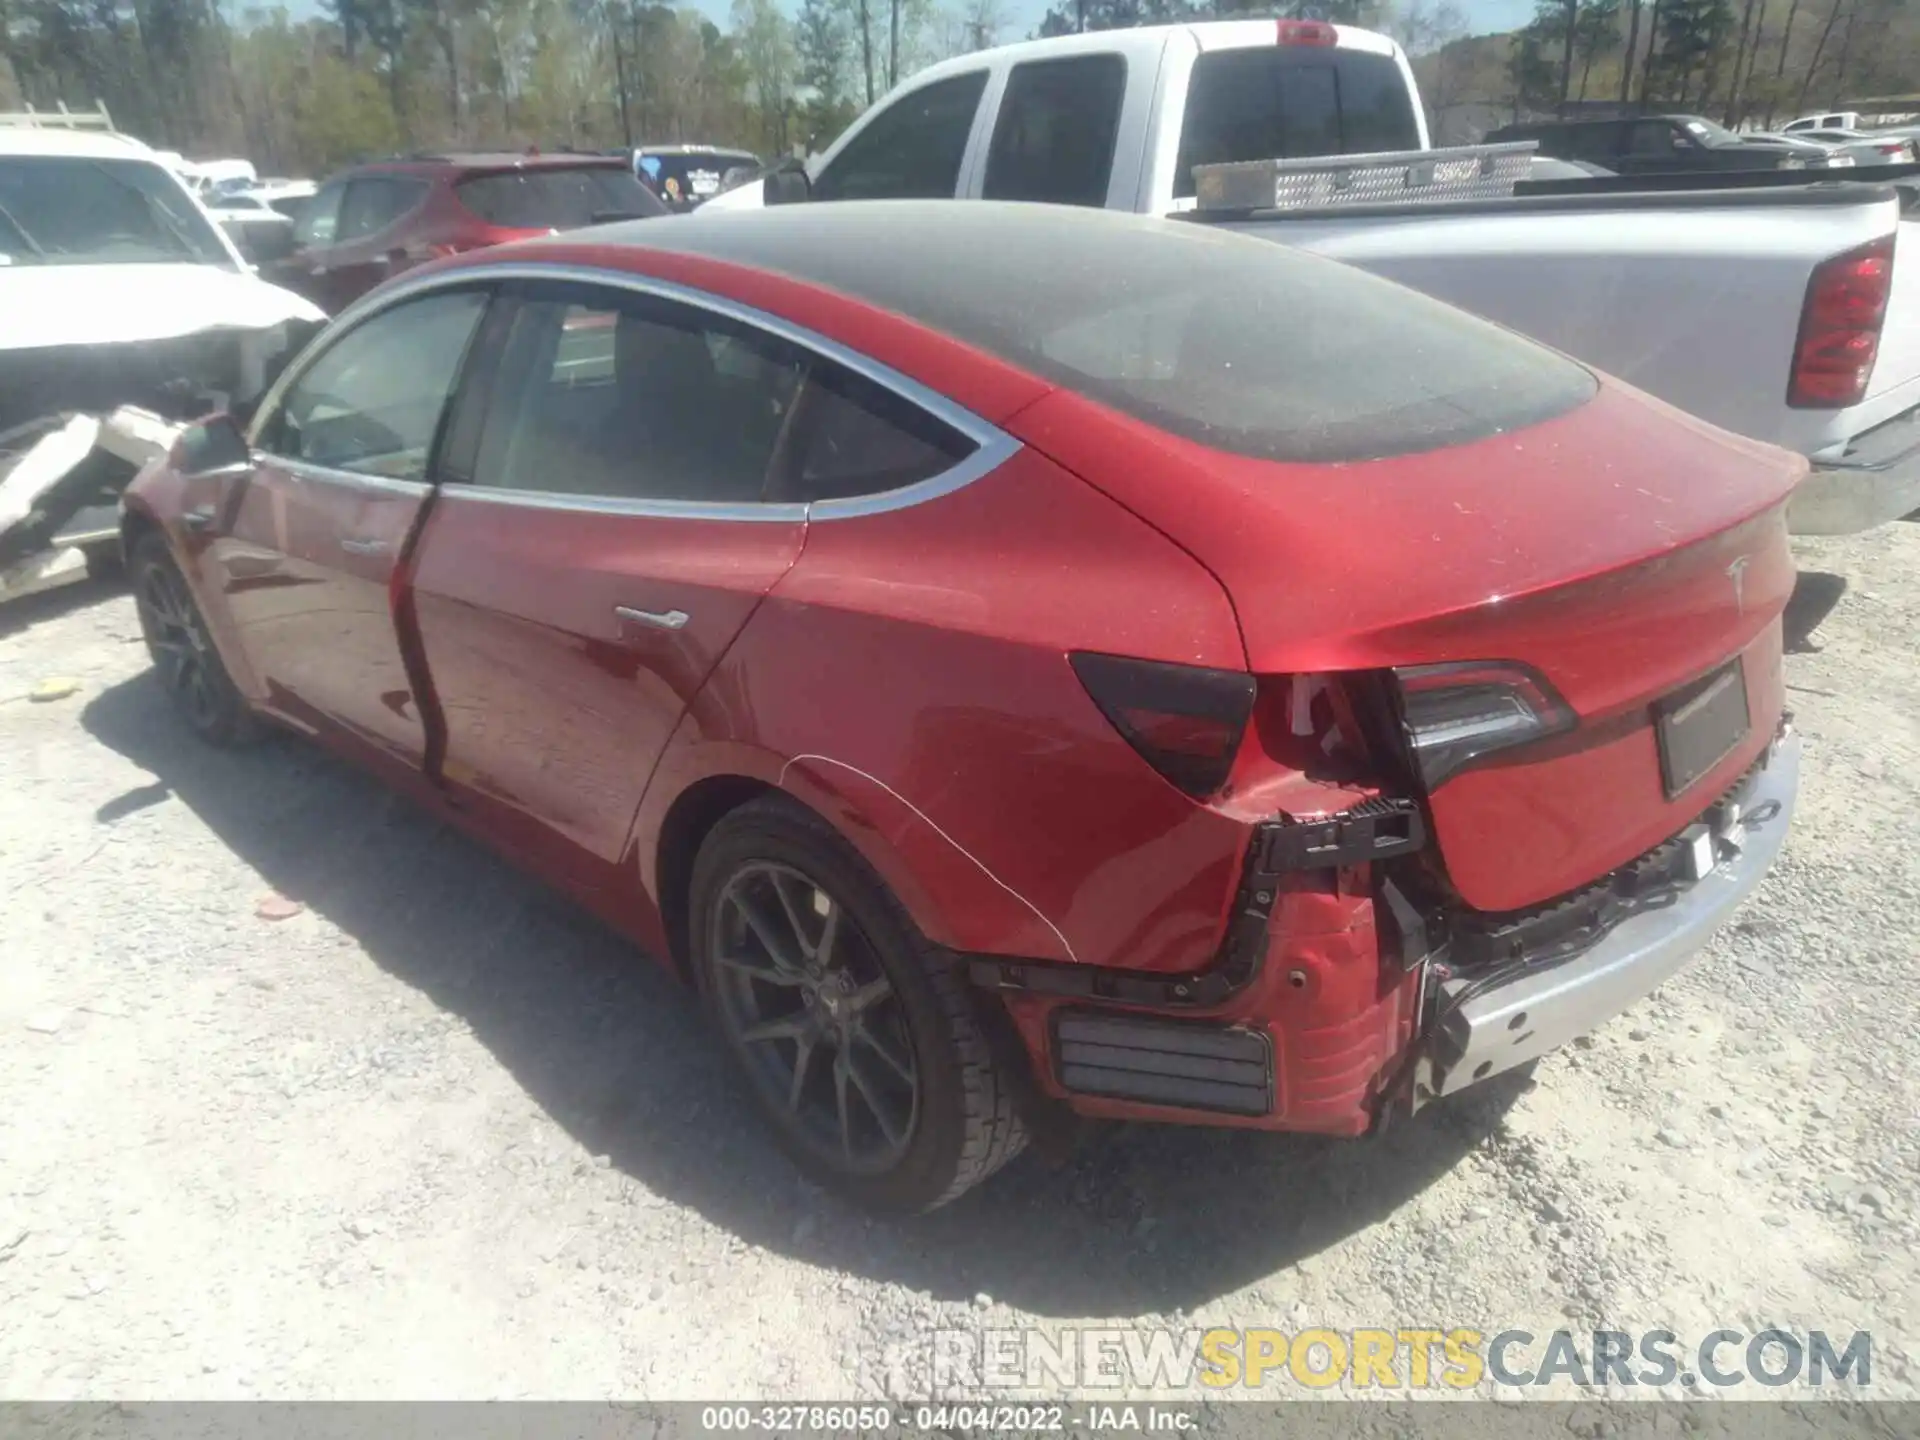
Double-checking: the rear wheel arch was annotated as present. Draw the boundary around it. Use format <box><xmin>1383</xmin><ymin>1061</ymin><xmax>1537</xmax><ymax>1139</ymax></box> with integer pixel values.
<box><xmin>655</xmin><ymin>773</ymin><xmax>781</xmax><ymax>974</ymax></box>
<box><xmin>649</xmin><ymin>762</ymin><xmax>973</xmax><ymax>975</ymax></box>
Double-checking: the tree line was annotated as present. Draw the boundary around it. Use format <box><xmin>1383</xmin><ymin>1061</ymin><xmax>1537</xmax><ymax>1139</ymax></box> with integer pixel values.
<box><xmin>0</xmin><ymin>0</ymin><xmax>1007</xmax><ymax>176</ymax></box>
<box><xmin>1490</xmin><ymin>0</ymin><xmax>1915</xmax><ymax>126</ymax></box>
<box><xmin>0</xmin><ymin>0</ymin><xmax>1909</xmax><ymax>183</ymax></box>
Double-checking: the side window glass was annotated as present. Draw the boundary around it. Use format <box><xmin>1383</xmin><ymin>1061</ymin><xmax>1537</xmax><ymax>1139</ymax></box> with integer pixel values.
<box><xmin>338</xmin><ymin>178</ymin><xmax>423</xmax><ymax>241</ymax></box>
<box><xmin>470</xmin><ymin>288</ymin><xmax>806</xmax><ymax>503</ymax></box>
<box><xmin>295</xmin><ymin>183</ymin><xmax>343</xmax><ymax>246</ymax></box>
<box><xmin>1629</xmin><ymin>122</ymin><xmax>1677</xmax><ymax>156</ymax></box>
<box><xmin>812</xmin><ymin>72</ymin><xmax>989</xmax><ymax>201</ymax></box>
<box><xmin>335</xmin><ymin>180</ymin><xmax>386</xmax><ymax>241</ymax></box>
<box><xmin>785</xmin><ymin>362</ymin><xmax>978</xmax><ymax>503</ymax></box>
<box><xmin>263</xmin><ymin>289</ymin><xmax>487</xmax><ymax>480</ymax></box>
<box><xmin>983</xmin><ymin>55</ymin><xmax>1127</xmax><ymax>207</ymax></box>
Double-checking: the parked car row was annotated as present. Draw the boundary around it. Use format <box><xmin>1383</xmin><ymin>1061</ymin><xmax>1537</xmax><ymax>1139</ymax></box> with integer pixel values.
<box><xmin>1488</xmin><ymin>112</ymin><xmax>1849</xmax><ymax>172</ymax></box>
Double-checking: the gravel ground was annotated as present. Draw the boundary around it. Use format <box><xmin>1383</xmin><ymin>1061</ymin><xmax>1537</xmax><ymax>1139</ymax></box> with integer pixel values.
<box><xmin>1</xmin><ymin>523</ymin><xmax>1917</xmax><ymax>1404</ymax></box>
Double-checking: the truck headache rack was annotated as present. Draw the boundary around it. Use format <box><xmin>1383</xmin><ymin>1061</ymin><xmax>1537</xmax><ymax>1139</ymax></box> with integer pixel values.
<box><xmin>1195</xmin><ymin>141</ymin><xmax>1539</xmax><ymax>212</ymax></box>
<box><xmin>0</xmin><ymin>100</ymin><xmax>115</xmax><ymax>131</ymax></box>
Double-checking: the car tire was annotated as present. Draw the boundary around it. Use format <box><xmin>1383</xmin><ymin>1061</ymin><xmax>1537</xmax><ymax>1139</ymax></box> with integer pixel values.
<box><xmin>130</xmin><ymin>533</ymin><xmax>259</xmax><ymax>748</ymax></box>
<box><xmin>689</xmin><ymin>794</ymin><xmax>1028</xmax><ymax>1212</ymax></box>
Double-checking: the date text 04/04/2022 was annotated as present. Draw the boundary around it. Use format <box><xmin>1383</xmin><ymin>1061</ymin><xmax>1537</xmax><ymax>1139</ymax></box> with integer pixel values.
<box><xmin>697</xmin><ymin>1405</ymin><xmax>1198</xmax><ymax>1432</ymax></box>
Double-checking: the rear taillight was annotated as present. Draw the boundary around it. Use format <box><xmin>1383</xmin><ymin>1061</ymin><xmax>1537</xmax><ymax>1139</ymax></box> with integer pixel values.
<box><xmin>1879</xmin><ymin>142</ymin><xmax>1909</xmax><ymax>156</ymax></box>
<box><xmin>1071</xmin><ymin>653</ymin><xmax>1255</xmax><ymax>799</ymax></box>
<box><xmin>1276</xmin><ymin>18</ymin><xmax>1338</xmax><ymax>44</ymax></box>
<box><xmin>1788</xmin><ymin>235</ymin><xmax>1895</xmax><ymax>408</ymax></box>
<box><xmin>1392</xmin><ymin>661</ymin><xmax>1573</xmax><ymax>791</ymax></box>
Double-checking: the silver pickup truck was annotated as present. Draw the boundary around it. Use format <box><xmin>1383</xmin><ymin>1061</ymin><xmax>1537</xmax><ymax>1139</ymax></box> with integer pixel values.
<box><xmin>707</xmin><ymin>19</ymin><xmax>1920</xmax><ymax>533</ymax></box>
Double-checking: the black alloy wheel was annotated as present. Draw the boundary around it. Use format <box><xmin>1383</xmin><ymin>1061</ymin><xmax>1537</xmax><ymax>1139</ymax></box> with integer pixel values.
<box><xmin>689</xmin><ymin>796</ymin><xmax>1027</xmax><ymax>1211</ymax></box>
<box><xmin>709</xmin><ymin>860</ymin><xmax>919</xmax><ymax>1172</ymax></box>
<box><xmin>131</xmin><ymin>534</ymin><xmax>257</xmax><ymax>747</ymax></box>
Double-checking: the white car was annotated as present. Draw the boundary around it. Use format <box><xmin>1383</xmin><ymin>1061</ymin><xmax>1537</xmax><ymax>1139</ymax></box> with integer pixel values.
<box><xmin>0</xmin><ymin>122</ymin><xmax>322</xmax><ymax>565</ymax></box>
<box><xmin>1784</xmin><ymin>111</ymin><xmax>1867</xmax><ymax>133</ymax></box>
<box><xmin>1781</xmin><ymin>127</ymin><xmax>1918</xmax><ymax>165</ymax></box>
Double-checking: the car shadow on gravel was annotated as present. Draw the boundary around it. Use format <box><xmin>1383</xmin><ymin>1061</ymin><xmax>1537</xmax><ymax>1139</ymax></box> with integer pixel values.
<box><xmin>1783</xmin><ymin>570</ymin><xmax>1847</xmax><ymax>654</ymax></box>
<box><xmin>83</xmin><ymin>672</ymin><xmax>1523</xmax><ymax>1319</ymax></box>
<box><xmin>0</xmin><ymin>572</ymin><xmax>124</xmax><ymax>642</ymax></box>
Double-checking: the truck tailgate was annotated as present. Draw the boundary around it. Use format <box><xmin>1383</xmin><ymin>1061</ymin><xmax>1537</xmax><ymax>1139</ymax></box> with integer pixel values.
<box><xmin>1853</xmin><ymin>209</ymin><xmax>1920</xmax><ymax>429</ymax></box>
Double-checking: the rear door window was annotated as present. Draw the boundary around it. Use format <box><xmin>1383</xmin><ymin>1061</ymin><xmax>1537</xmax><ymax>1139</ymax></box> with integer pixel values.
<box><xmin>982</xmin><ymin>54</ymin><xmax>1128</xmax><ymax>207</ymax></box>
<box><xmin>454</xmin><ymin>167</ymin><xmax>665</xmax><ymax>228</ymax></box>
<box><xmin>1174</xmin><ymin>47</ymin><xmax>1420</xmax><ymax>198</ymax></box>
<box><xmin>812</xmin><ymin>71</ymin><xmax>989</xmax><ymax>201</ymax></box>
<box><xmin>468</xmin><ymin>283</ymin><xmax>805</xmax><ymax>503</ymax></box>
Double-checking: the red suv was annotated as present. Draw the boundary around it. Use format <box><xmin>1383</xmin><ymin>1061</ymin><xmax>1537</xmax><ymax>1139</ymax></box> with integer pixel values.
<box><xmin>267</xmin><ymin>152</ymin><xmax>666</xmax><ymax>313</ymax></box>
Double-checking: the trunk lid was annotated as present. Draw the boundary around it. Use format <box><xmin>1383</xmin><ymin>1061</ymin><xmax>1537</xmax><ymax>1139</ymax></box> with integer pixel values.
<box><xmin>1012</xmin><ymin>379</ymin><xmax>1803</xmax><ymax>913</ymax></box>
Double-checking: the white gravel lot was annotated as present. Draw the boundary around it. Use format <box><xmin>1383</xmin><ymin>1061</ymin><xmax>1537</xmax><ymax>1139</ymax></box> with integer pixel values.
<box><xmin>1</xmin><ymin>523</ymin><xmax>1916</xmax><ymax>1405</ymax></box>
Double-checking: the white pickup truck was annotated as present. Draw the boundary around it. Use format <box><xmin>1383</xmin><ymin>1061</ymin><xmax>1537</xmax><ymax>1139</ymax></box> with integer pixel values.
<box><xmin>706</xmin><ymin>20</ymin><xmax>1920</xmax><ymax>533</ymax></box>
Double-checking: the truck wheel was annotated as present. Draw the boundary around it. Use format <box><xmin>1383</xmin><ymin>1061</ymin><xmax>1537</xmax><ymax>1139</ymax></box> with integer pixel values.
<box><xmin>130</xmin><ymin>533</ymin><xmax>258</xmax><ymax>748</ymax></box>
<box><xmin>689</xmin><ymin>795</ymin><xmax>1028</xmax><ymax>1212</ymax></box>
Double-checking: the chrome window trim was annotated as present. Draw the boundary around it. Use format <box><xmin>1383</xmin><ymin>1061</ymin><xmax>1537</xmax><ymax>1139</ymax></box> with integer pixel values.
<box><xmin>324</xmin><ymin>259</ymin><xmax>1024</xmax><ymax>523</ymax></box>
<box><xmin>261</xmin><ymin>454</ymin><xmax>433</xmax><ymax>498</ymax></box>
<box><xmin>441</xmin><ymin>485</ymin><xmax>809</xmax><ymax>524</ymax></box>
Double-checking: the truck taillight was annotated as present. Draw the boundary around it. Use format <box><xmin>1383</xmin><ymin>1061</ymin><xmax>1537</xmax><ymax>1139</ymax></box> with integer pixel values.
<box><xmin>1392</xmin><ymin>661</ymin><xmax>1573</xmax><ymax>791</ymax></box>
<box><xmin>1276</xmin><ymin>18</ymin><xmax>1338</xmax><ymax>44</ymax></box>
<box><xmin>1071</xmin><ymin>653</ymin><xmax>1255</xmax><ymax>799</ymax></box>
<box><xmin>1788</xmin><ymin>235</ymin><xmax>1895</xmax><ymax>409</ymax></box>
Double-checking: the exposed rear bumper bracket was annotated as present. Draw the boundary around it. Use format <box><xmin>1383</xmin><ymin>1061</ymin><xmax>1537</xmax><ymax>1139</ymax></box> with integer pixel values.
<box><xmin>970</xmin><ymin>797</ymin><xmax>1424</xmax><ymax>1009</ymax></box>
<box><xmin>1259</xmin><ymin>797</ymin><xmax>1426</xmax><ymax>871</ymax></box>
<box><xmin>1411</xmin><ymin>723</ymin><xmax>1799</xmax><ymax>1108</ymax></box>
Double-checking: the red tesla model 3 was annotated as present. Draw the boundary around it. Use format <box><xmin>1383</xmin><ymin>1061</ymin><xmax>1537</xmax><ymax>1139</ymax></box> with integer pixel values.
<box><xmin>122</xmin><ymin>202</ymin><xmax>1803</xmax><ymax>1211</ymax></box>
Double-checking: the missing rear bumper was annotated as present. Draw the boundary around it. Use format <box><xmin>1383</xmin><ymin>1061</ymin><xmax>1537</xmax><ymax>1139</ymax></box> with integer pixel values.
<box><xmin>1411</xmin><ymin>726</ymin><xmax>1799</xmax><ymax>1108</ymax></box>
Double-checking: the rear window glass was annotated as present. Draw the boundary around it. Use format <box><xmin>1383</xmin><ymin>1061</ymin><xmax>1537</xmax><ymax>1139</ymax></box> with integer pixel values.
<box><xmin>642</xmin><ymin>152</ymin><xmax>760</xmax><ymax>201</ymax></box>
<box><xmin>1175</xmin><ymin>47</ymin><xmax>1421</xmax><ymax>198</ymax></box>
<box><xmin>456</xmin><ymin>167</ymin><xmax>665</xmax><ymax>228</ymax></box>
<box><xmin>628</xmin><ymin>205</ymin><xmax>1597</xmax><ymax>464</ymax></box>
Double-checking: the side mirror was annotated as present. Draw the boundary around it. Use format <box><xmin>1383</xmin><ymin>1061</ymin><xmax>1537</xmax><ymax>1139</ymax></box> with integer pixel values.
<box><xmin>765</xmin><ymin>167</ymin><xmax>812</xmax><ymax>206</ymax></box>
<box><xmin>171</xmin><ymin>413</ymin><xmax>252</xmax><ymax>476</ymax></box>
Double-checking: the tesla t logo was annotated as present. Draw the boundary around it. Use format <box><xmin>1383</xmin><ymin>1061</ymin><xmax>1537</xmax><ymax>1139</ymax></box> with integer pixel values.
<box><xmin>1727</xmin><ymin>556</ymin><xmax>1750</xmax><ymax>614</ymax></box>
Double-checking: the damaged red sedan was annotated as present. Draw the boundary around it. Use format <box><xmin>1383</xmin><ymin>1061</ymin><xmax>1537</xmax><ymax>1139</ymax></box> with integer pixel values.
<box><xmin>122</xmin><ymin>203</ymin><xmax>1802</xmax><ymax>1211</ymax></box>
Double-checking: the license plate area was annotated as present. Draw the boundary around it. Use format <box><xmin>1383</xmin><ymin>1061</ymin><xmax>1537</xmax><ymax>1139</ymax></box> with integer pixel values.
<box><xmin>1654</xmin><ymin>660</ymin><xmax>1750</xmax><ymax>800</ymax></box>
